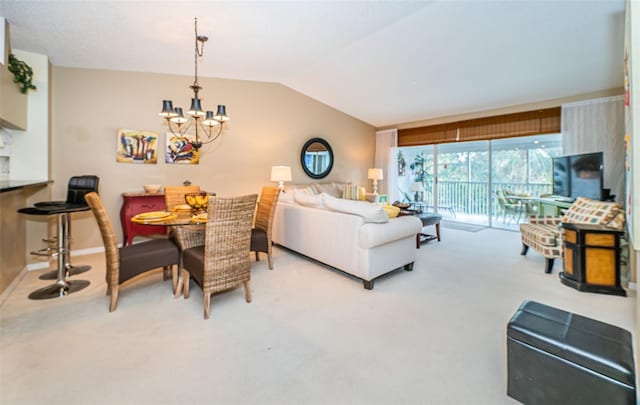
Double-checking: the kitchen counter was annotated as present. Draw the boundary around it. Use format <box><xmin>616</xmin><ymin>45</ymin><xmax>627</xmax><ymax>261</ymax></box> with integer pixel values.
<box><xmin>0</xmin><ymin>179</ymin><xmax>51</xmax><ymax>193</ymax></box>
<box><xmin>0</xmin><ymin>180</ymin><xmax>50</xmax><ymax>295</ymax></box>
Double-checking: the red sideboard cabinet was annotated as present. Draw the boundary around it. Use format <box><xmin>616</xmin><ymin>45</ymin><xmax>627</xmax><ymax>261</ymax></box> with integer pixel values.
<box><xmin>120</xmin><ymin>192</ymin><xmax>167</xmax><ymax>246</ymax></box>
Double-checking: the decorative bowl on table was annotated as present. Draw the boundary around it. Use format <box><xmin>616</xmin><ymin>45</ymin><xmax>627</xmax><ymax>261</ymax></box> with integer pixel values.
<box><xmin>185</xmin><ymin>192</ymin><xmax>214</xmax><ymax>215</ymax></box>
<box><xmin>392</xmin><ymin>201</ymin><xmax>411</xmax><ymax>209</ymax></box>
<box><xmin>144</xmin><ymin>184</ymin><xmax>162</xmax><ymax>194</ymax></box>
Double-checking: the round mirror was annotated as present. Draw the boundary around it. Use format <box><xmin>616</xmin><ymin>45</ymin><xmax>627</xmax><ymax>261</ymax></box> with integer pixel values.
<box><xmin>301</xmin><ymin>138</ymin><xmax>333</xmax><ymax>179</ymax></box>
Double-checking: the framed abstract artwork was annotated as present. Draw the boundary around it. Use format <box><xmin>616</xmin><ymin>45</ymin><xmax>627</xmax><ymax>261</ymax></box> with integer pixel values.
<box><xmin>165</xmin><ymin>133</ymin><xmax>199</xmax><ymax>164</ymax></box>
<box><xmin>116</xmin><ymin>129</ymin><xmax>159</xmax><ymax>164</ymax></box>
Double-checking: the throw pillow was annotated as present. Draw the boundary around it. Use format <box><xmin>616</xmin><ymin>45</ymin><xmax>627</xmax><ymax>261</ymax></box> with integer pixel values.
<box><xmin>293</xmin><ymin>188</ymin><xmax>324</xmax><ymax>208</ymax></box>
<box><xmin>342</xmin><ymin>184</ymin><xmax>366</xmax><ymax>201</ymax></box>
<box><xmin>324</xmin><ymin>194</ymin><xmax>388</xmax><ymax>223</ymax></box>
<box><xmin>562</xmin><ymin>197</ymin><xmax>625</xmax><ymax>230</ymax></box>
<box><xmin>278</xmin><ymin>190</ymin><xmax>294</xmax><ymax>204</ymax></box>
<box><xmin>313</xmin><ymin>182</ymin><xmax>346</xmax><ymax>198</ymax></box>
<box><xmin>382</xmin><ymin>205</ymin><xmax>400</xmax><ymax>218</ymax></box>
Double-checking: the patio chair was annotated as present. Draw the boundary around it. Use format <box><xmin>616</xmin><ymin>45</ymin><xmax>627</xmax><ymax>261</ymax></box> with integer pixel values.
<box><xmin>496</xmin><ymin>190</ymin><xmax>521</xmax><ymax>223</ymax></box>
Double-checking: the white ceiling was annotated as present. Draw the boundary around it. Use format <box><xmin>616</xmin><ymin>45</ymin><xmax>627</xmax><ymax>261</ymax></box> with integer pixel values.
<box><xmin>0</xmin><ymin>0</ymin><xmax>626</xmax><ymax>128</ymax></box>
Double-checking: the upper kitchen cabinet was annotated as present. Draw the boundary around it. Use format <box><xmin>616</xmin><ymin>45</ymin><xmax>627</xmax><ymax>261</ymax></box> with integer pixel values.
<box><xmin>0</xmin><ymin>18</ymin><xmax>27</xmax><ymax>130</ymax></box>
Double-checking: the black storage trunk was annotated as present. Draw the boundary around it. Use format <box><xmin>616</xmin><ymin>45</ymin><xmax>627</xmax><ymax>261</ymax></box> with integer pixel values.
<box><xmin>507</xmin><ymin>300</ymin><xmax>636</xmax><ymax>405</ymax></box>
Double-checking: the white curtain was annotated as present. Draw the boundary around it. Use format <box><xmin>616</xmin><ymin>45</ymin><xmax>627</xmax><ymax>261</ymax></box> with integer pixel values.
<box><xmin>562</xmin><ymin>96</ymin><xmax>625</xmax><ymax>203</ymax></box>
<box><xmin>375</xmin><ymin>129</ymin><xmax>398</xmax><ymax>201</ymax></box>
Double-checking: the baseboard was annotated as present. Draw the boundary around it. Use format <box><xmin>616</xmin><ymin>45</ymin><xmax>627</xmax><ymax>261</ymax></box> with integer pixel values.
<box><xmin>26</xmin><ymin>246</ymin><xmax>106</xmax><ymax>271</ymax></box>
<box><xmin>25</xmin><ymin>261</ymin><xmax>50</xmax><ymax>271</ymax></box>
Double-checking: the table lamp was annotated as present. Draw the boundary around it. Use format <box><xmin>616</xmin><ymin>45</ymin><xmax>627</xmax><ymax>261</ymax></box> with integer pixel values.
<box><xmin>410</xmin><ymin>182</ymin><xmax>425</xmax><ymax>202</ymax></box>
<box><xmin>271</xmin><ymin>166</ymin><xmax>292</xmax><ymax>191</ymax></box>
<box><xmin>368</xmin><ymin>168</ymin><xmax>383</xmax><ymax>195</ymax></box>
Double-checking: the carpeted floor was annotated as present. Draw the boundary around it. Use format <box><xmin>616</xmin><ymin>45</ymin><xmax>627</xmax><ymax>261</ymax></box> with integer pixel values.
<box><xmin>0</xmin><ymin>228</ymin><xmax>635</xmax><ymax>404</ymax></box>
<box><xmin>440</xmin><ymin>220</ymin><xmax>488</xmax><ymax>232</ymax></box>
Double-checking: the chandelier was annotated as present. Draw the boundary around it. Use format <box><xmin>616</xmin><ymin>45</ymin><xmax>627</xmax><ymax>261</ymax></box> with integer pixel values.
<box><xmin>159</xmin><ymin>18</ymin><xmax>229</xmax><ymax>151</ymax></box>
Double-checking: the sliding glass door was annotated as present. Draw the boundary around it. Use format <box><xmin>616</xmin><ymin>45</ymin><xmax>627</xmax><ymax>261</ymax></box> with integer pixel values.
<box><xmin>437</xmin><ymin>141</ymin><xmax>489</xmax><ymax>225</ymax></box>
<box><xmin>395</xmin><ymin>133</ymin><xmax>562</xmax><ymax>229</ymax></box>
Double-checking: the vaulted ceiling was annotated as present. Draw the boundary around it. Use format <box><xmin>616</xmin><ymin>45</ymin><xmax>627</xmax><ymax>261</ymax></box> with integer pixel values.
<box><xmin>0</xmin><ymin>0</ymin><xmax>626</xmax><ymax>127</ymax></box>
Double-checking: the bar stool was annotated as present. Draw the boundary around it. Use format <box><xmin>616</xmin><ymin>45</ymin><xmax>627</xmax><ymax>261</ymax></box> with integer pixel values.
<box><xmin>18</xmin><ymin>175</ymin><xmax>99</xmax><ymax>299</ymax></box>
<box><xmin>31</xmin><ymin>175</ymin><xmax>99</xmax><ymax>280</ymax></box>
<box><xmin>19</xmin><ymin>205</ymin><xmax>91</xmax><ymax>299</ymax></box>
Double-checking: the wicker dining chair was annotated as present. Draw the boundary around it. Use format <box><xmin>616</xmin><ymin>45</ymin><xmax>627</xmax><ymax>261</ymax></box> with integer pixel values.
<box><xmin>163</xmin><ymin>185</ymin><xmax>201</xmax><ymax>210</ymax></box>
<box><xmin>179</xmin><ymin>193</ymin><xmax>258</xmax><ymax>319</ymax></box>
<box><xmin>251</xmin><ymin>186</ymin><xmax>280</xmax><ymax>270</ymax></box>
<box><xmin>164</xmin><ymin>185</ymin><xmax>204</xmax><ymax>289</ymax></box>
<box><xmin>84</xmin><ymin>192</ymin><xmax>180</xmax><ymax>312</ymax></box>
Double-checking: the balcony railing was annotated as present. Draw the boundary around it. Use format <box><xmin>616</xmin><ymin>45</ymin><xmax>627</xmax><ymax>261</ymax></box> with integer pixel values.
<box><xmin>409</xmin><ymin>181</ymin><xmax>553</xmax><ymax>228</ymax></box>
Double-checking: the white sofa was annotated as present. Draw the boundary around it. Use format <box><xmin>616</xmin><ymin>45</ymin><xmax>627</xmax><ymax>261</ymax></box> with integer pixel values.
<box><xmin>272</xmin><ymin>198</ymin><xmax>423</xmax><ymax>289</ymax></box>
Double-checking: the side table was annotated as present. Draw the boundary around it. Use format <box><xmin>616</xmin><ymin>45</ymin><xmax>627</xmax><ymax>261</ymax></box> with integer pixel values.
<box><xmin>120</xmin><ymin>192</ymin><xmax>167</xmax><ymax>246</ymax></box>
<box><xmin>560</xmin><ymin>222</ymin><xmax>625</xmax><ymax>296</ymax></box>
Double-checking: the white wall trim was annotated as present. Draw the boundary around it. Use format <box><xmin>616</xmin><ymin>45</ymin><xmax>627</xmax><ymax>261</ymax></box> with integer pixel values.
<box><xmin>561</xmin><ymin>95</ymin><xmax>624</xmax><ymax>108</ymax></box>
<box><xmin>26</xmin><ymin>246</ymin><xmax>106</xmax><ymax>271</ymax></box>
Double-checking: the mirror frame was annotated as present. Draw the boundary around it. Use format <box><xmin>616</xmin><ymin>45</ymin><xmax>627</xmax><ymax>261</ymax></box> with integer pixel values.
<box><xmin>300</xmin><ymin>137</ymin><xmax>334</xmax><ymax>179</ymax></box>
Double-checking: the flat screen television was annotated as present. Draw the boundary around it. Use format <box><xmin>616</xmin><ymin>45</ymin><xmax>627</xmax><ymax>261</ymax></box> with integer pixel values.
<box><xmin>552</xmin><ymin>152</ymin><xmax>603</xmax><ymax>201</ymax></box>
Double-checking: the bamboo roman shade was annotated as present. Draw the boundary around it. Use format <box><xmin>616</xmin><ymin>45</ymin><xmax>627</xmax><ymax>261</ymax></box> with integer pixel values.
<box><xmin>398</xmin><ymin>107</ymin><xmax>561</xmax><ymax>147</ymax></box>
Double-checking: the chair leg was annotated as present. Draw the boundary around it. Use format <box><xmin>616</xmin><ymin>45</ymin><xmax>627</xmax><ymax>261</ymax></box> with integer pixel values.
<box><xmin>204</xmin><ymin>293</ymin><xmax>211</xmax><ymax>320</ymax></box>
<box><xmin>162</xmin><ymin>266</ymin><xmax>170</xmax><ymax>281</ymax></box>
<box><xmin>435</xmin><ymin>223</ymin><xmax>441</xmax><ymax>241</ymax></box>
<box><xmin>244</xmin><ymin>280</ymin><xmax>252</xmax><ymax>303</ymax></box>
<box><xmin>520</xmin><ymin>243</ymin><xmax>529</xmax><ymax>256</ymax></box>
<box><xmin>173</xmin><ymin>266</ymin><xmax>181</xmax><ymax>299</ymax></box>
<box><xmin>545</xmin><ymin>258</ymin><xmax>554</xmax><ymax>274</ymax></box>
<box><xmin>182</xmin><ymin>269</ymin><xmax>190</xmax><ymax>299</ymax></box>
<box><xmin>267</xmin><ymin>253</ymin><xmax>273</xmax><ymax>270</ymax></box>
<box><xmin>109</xmin><ymin>285</ymin><xmax>118</xmax><ymax>312</ymax></box>
<box><xmin>255</xmin><ymin>251</ymin><xmax>259</xmax><ymax>262</ymax></box>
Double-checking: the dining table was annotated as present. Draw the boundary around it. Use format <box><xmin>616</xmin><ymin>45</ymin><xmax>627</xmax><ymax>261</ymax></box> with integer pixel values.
<box><xmin>130</xmin><ymin>208</ymin><xmax>208</xmax><ymax>226</ymax></box>
<box><xmin>507</xmin><ymin>195</ymin><xmax>538</xmax><ymax>221</ymax></box>
<box><xmin>130</xmin><ymin>207</ymin><xmax>207</xmax><ymax>295</ymax></box>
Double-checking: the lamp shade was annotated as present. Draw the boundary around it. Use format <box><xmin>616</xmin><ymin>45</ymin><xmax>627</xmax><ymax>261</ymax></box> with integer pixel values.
<box><xmin>214</xmin><ymin>105</ymin><xmax>230</xmax><ymax>122</ymax></box>
<box><xmin>202</xmin><ymin>110</ymin><xmax>219</xmax><ymax>127</ymax></box>
<box><xmin>159</xmin><ymin>100</ymin><xmax>176</xmax><ymax>117</ymax></box>
<box><xmin>170</xmin><ymin>107</ymin><xmax>188</xmax><ymax>124</ymax></box>
<box><xmin>271</xmin><ymin>166</ymin><xmax>292</xmax><ymax>182</ymax></box>
<box><xmin>367</xmin><ymin>168</ymin><xmax>383</xmax><ymax>180</ymax></box>
<box><xmin>187</xmin><ymin>98</ymin><xmax>205</xmax><ymax>117</ymax></box>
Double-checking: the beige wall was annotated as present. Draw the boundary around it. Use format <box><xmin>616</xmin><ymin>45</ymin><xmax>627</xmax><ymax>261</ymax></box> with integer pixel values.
<box><xmin>50</xmin><ymin>67</ymin><xmax>375</xmax><ymax>251</ymax></box>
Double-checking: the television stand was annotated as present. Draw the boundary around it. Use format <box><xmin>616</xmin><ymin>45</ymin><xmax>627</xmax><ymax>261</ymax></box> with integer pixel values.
<box><xmin>538</xmin><ymin>197</ymin><xmax>573</xmax><ymax>216</ymax></box>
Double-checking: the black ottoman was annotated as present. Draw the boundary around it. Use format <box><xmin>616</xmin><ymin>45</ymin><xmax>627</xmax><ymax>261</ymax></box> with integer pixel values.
<box><xmin>507</xmin><ymin>301</ymin><xmax>636</xmax><ymax>405</ymax></box>
<box><xmin>416</xmin><ymin>212</ymin><xmax>442</xmax><ymax>248</ymax></box>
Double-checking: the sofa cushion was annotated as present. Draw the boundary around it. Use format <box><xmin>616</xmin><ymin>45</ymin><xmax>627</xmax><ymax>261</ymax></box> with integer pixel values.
<box><xmin>294</xmin><ymin>189</ymin><xmax>324</xmax><ymax>208</ymax></box>
<box><xmin>313</xmin><ymin>182</ymin><xmax>347</xmax><ymax>198</ymax></box>
<box><xmin>324</xmin><ymin>194</ymin><xmax>388</xmax><ymax>223</ymax></box>
<box><xmin>562</xmin><ymin>197</ymin><xmax>625</xmax><ymax>230</ymax></box>
<box><xmin>278</xmin><ymin>190</ymin><xmax>294</xmax><ymax>204</ymax></box>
